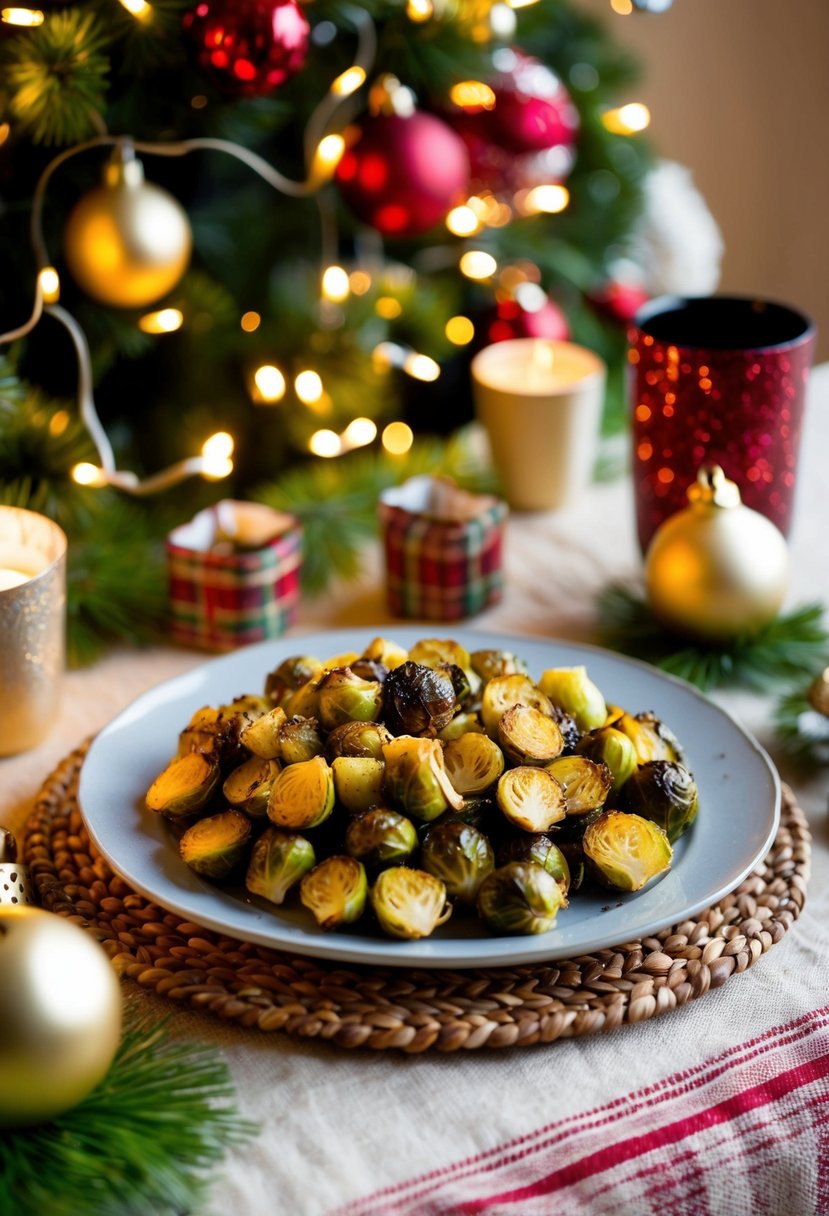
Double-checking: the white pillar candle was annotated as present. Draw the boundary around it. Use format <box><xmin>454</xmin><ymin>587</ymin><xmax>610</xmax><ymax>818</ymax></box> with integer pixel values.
<box><xmin>470</xmin><ymin>338</ymin><xmax>606</xmax><ymax>512</ymax></box>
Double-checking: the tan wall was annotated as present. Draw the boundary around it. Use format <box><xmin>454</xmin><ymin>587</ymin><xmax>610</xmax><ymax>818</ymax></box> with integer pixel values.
<box><xmin>576</xmin><ymin>0</ymin><xmax>829</xmax><ymax>359</ymax></box>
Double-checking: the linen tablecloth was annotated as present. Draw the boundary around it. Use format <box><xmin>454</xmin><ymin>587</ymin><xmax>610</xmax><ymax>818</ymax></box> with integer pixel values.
<box><xmin>3</xmin><ymin>366</ymin><xmax>829</xmax><ymax>1215</ymax></box>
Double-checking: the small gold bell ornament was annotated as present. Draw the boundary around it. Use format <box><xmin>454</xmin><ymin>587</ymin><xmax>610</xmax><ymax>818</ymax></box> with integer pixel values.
<box><xmin>644</xmin><ymin>465</ymin><xmax>789</xmax><ymax>642</ymax></box>
<box><xmin>64</xmin><ymin>141</ymin><xmax>192</xmax><ymax>309</ymax></box>
<box><xmin>0</xmin><ymin>831</ymin><xmax>122</xmax><ymax>1127</ymax></box>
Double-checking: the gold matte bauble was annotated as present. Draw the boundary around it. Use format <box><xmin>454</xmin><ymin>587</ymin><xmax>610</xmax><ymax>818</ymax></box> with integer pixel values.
<box><xmin>644</xmin><ymin>465</ymin><xmax>789</xmax><ymax>642</ymax></box>
<box><xmin>0</xmin><ymin>906</ymin><xmax>122</xmax><ymax>1127</ymax></box>
<box><xmin>64</xmin><ymin>145</ymin><xmax>192</xmax><ymax>309</ymax></box>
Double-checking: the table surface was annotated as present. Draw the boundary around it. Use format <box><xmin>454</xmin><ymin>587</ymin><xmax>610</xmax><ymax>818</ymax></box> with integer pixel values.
<box><xmin>3</xmin><ymin>366</ymin><xmax>829</xmax><ymax>1216</ymax></box>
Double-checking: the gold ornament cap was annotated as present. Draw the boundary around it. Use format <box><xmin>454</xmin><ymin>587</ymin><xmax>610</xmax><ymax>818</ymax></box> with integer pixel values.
<box><xmin>0</xmin><ymin>829</ymin><xmax>35</xmax><ymax>907</ymax></box>
<box><xmin>103</xmin><ymin>141</ymin><xmax>145</xmax><ymax>190</ymax></box>
<box><xmin>686</xmin><ymin>464</ymin><xmax>742</xmax><ymax>510</ymax></box>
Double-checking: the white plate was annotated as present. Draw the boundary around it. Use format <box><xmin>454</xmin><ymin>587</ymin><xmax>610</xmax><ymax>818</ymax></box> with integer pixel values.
<box><xmin>78</xmin><ymin>627</ymin><xmax>780</xmax><ymax>969</ymax></box>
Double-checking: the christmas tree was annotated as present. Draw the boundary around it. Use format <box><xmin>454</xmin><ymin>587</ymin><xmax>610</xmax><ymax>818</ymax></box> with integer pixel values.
<box><xmin>0</xmin><ymin>0</ymin><xmax>652</xmax><ymax>660</ymax></box>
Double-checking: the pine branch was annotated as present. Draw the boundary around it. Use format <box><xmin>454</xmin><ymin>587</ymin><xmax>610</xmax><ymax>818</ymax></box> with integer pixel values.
<box><xmin>773</xmin><ymin>685</ymin><xmax>829</xmax><ymax>769</ymax></box>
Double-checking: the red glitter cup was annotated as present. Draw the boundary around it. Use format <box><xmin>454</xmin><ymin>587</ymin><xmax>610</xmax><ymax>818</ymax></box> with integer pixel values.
<box><xmin>630</xmin><ymin>295</ymin><xmax>816</xmax><ymax>553</ymax></box>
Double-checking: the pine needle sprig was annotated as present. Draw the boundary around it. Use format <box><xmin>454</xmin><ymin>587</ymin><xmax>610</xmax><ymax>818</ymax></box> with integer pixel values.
<box><xmin>2</xmin><ymin>10</ymin><xmax>110</xmax><ymax>145</ymax></box>
<box><xmin>597</xmin><ymin>583</ymin><xmax>829</xmax><ymax>693</ymax></box>
<box><xmin>0</xmin><ymin>1004</ymin><xmax>255</xmax><ymax>1216</ymax></box>
<box><xmin>773</xmin><ymin>683</ymin><xmax>829</xmax><ymax>769</ymax></box>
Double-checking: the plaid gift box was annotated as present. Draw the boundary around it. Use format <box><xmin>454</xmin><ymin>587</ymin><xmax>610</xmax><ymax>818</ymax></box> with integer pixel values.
<box><xmin>379</xmin><ymin>476</ymin><xmax>507</xmax><ymax>622</ymax></box>
<box><xmin>166</xmin><ymin>500</ymin><xmax>302</xmax><ymax>651</ymax></box>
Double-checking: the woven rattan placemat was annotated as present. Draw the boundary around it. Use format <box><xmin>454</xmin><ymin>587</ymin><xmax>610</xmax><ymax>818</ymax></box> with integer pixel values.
<box><xmin>22</xmin><ymin>744</ymin><xmax>810</xmax><ymax>1053</ymax></box>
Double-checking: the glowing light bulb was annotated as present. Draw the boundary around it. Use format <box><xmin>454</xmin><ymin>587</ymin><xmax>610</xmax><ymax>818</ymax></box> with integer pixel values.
<box><xmin>372</xmin><ymin>342</ymin><xmax>405</xmax><ymax>371</ymax></box>
<box><xmin>506</xmin><ymin>0</ymin><xmax>540</xmax><ymax>8</ymax></box>
<box><xmin>382</xmin><ymin>421</ymin><xmax>414</xmax><ymax>455</ymax></box>
<box><xmin>72</xmin><ymin>462</ymin><xmax>107</xmax><ymax>488</ymax></box>
<box><xmin>349</xmin><ymin>270</ymin><xmax>372</xmax><ymax>296</ymax></box>
<box><xmin>522</xmin><ymin>184</ymin><xmax>570</xmax><ymax>214</ymax></box>
<box><xmin>446</xmin><ymin>206</ymin><xmax>481</xmax><ymax>237</ymax></box>
<box><xmin>610</xmin><ymin>0</ymin><xmax>633</xmax><ymax>12</ymax></box>
<box><xmin>445</xmin><ymin>316</ymin><xmax>475</xmax><ymax>346</ymax></box>
<box><xmin>459</xmin><ymin>251</ymin><xmax>497</xmax><ymax>281</ymax></box>
<box><xmin>403</xmin><ymin>353</ymin><xmax>440</xmax><ymax>382</ymax></box>
<box><xmin>321</xmin><ymin>265</ymin><xmax>350</xmax><ymax>303</ymax></box>
<box><xmin>314</xmin><ymin>135</ymin><xmax>346</xmax><ymax>176</ymax></box>
<box><xmin>375</xmin><ymin>296</ymin><xmax>403</xmax><ymax>320</ymax></box>
<box><xmin>602</xmin><ymin>102</ymin><xmax>651</xmax><ymax>135</ymax></box>
<box><xmin>295</xmin><ymin>370</ymin><xmax>323</xmax><ymax>404</ymax></box>
<box><xmin>1</xmin><ymin>6</ymin><xmax>44</xmax><ymax>24</ymax></box>
<box><xmin>38</xmin><ymin>266</ymin><xmax>60</xmax><ymax>304</ymax></box>
<box><xmin>342</xmin><ymin>417</ymin><xmax>377</xmax><ymax>448</ymax></box>
<box><xmin>117</xmin><ymin>0</ymin><xmax>151</xmax><ymax>17</ymax></box>
<box><xmin>201</xmin><ymin>432</ymin><xmax>234</xmax><ymax>480</ymax></box>
<box><xmin>0</xmin><ymin>123</ymin><xmax>9</xmax><ymax>148</ymax></box>
<box><xmin>138</xmin><ymin>308</ymin><xmax>183</xmax><ymax>334</ymax></box>
<box><xmin>449</xmin><ymin>81</ymin><xmax>496</xmax><ymax>111</ymax></box>
<box><xmin>331</xmin><ymin>66</ymin><xmax>366</xmax><ymax>96</ymax></box>
<box><xmin>406</xmin><ymin>0</ymin><xmax>433</xmax><ymax>21</ymax></box>
<box><xmin>241</xmin><ymin>311</ymin><xmax>261</xmax><ymax>332</ymax></box>
<box><xmin>48</xmin><ymin>410</ymin><xmax>70</xmax><ymax>437</ymax></box>
<box><xmin>309</xmin><ymin>429</ymin><xmax>342</xmax><ymax>457</ymax></box>
<box><xmin>254</xmin><ymin>365</ymin><xmax>286</xmax><ymax>403</ymax></box>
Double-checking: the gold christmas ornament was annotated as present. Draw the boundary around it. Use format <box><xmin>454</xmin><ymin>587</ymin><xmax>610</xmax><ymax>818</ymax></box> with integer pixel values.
<box><xmin>0</xmin><ymin>906</ymin><xmax>122</xmax><ymax>1127</ymax></box>
<box><xmin>644</xmin><ymin>465</ymin><xmax>789</xmax><ymax>642</ymax></box>
<box><xmin>64</xmin><ymin>143</ymin><xmax>192</xmax><ymax>309</ymax></box>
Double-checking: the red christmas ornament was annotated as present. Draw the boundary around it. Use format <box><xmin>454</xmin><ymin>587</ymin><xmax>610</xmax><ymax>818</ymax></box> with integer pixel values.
<box><xmin>183</xmin><ymin>0</ymin><xmax>309</xmax><ymax>97</ymax></box>
<box><xmin>485</xmin><ymin>293</ymin><xmax>570</xmax><ymax>345</ymax></box>
<box><xmin>589</xmin><ymin>280</ymin><xmax>650</xmax><ymax>326</ymax></box>
<box><xmin>336</xmin><ymin>112</ymin><xmax>470</xmax><ymax>239</ymax></box>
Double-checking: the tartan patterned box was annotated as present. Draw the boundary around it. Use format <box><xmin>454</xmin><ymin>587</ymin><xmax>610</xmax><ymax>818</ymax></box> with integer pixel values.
<box><xmin>378</xmin><ymin>476</ymin><xmax>507</xmax><ymax>622</ymax></box>
<box><xmin>166</xmin><ymin>501</ymin><xmax>302</xmax><ymax>651</ymax></box>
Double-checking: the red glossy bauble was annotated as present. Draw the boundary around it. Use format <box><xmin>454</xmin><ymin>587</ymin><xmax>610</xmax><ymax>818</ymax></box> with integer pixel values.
<box><xmin>183</xmin><ymin>0</ymin><xmax>309</xmax><ymax>96</ymax></box>
<box><xmin>488</xmin><ymin>50</ymin><xmax>580</xmax><ymax>155</ymax></box>
<box><xmin>336</xmin><ymin>112</ymin><xmax>470</xmax><ymax>239</ymax></box>
<box><xmin>589</xmin><ymin>280</ymin><xmax>650</xmax><ymax>326</ymax></box>
<box><xmin>484</xmin><ymin>295</ymin><xmax>570</xmax><ymax>345</ymax></box>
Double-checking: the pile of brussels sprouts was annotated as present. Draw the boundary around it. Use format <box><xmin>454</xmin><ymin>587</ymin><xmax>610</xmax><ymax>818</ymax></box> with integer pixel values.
<box><xmin>144</xmin><ymin>637</ymin><xmax>699</xmax><ymax>939</ymax></box>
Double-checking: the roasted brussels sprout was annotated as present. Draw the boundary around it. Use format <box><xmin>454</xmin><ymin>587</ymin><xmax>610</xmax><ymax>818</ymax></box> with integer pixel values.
<box><xmin>469</xmin><ymin>649</ymin><xmax>529</xmax><ymax>683</ymax></box>
<box><xmin>177</xmin><ymin>704</ymin><xmax>249</xmax><ymax>770</ymax></box>
<box><xmin>497</xmin><ymin>834</ymin><xmax>571</xmax><ymax>894</ymax></box>
<box><xmin>438</xmin><ymin>711</ymin><xmax>486</xmax><ymax>742</ymax></box>
<box><xmin>326</xmin><ymin>719</ymin><xmax>394</xmax><ymax>760</ymax></box>
<box><xmin>331</xmin><ymin>756</ymin><xmax>385</xmax><ymax>815</ymax></box>
<box><xmin>622</xmin><ymin>760</ymin><xmax>699</xmax><ymax>843</ymax></box>
<box><xmin>480</xmin><ymin>674</ymin><xmax>553</xmax><ymax>738</ymax></box>
<box><xmin>427</xmin><ymin>795</ymin><xmax>498</xmax><ymax>837</ymax></box>
<box><xmin>498</xmin><ymin>704</ymin><xmax>564</xmax><ymax>766</ymax></box>
<box><xmin>277</xmin><ymin>715</ymin><xmax>325</xmax><ymax>765</ymax></box>
<box><xmin>614</xmin><ymin>711</ymin><xmax>683</xmax><ymax>765</ymax></box>
<box><xmin>420</xmin><ymin>820</ymin><xmax>495</xmax><ymax>903</ymax></box>
<box><xmin>264</xmin><ymin>656</ymin><xmax>322</xmax><ymax>708</ymax></box>
<box><xmin>146</xmin><ymin>751</ymin><xmax>221</xmax><ymax>819</ymax></box>
<box><xmin>382</xmin><ymin>736</ymin><xmax>464</xmax><ymax>822</ymax></box>
<box><xmin>245</xmin><ymin>827</ymin><xmax>316</xmax><ymax>904</ymax></box>
<box><xmin>344</xmin><ymin>807</ymin><xmax>418</xmax><ymax>869</ymax></box>
<box><xmin>300</xmin><ymin>855</ymin><xmax>368</xmax><ymax>929</ymax></box>
<box><xmin>317</xmin><ymin>667</ymin><xmax>384</xmax><ymax>731</ymax></box>
<box><xmin>575</xmin><ymin>727</ymin><xmax>638</xmax><ymax>796</ymax></box>
<box><xmin>496</xmin><ymin>766</ymin><xmax>567</xmax><ymax>833</ymax></box>
<box><xmin>538</xmin><ymin>666</ymin><xmax>607</xmax><ymax>732</ymax></box>
<box><xmin>370</xmin><ymin>866</ymin><xmax>452</xmax><ymax>939</ymax></box>
<box><xmin>178</xmin><ymin>810</ymin><xmax>252</xmax><ymax>878</ymax></box>
<box><xmin>549</xmin><ymin>705</ymin><xmax>581</xmax><ymax>753</ymax></box>
<box><xmin>545</xmin><ymin>755</ymin><xmax>612</xmax><ymax>816</ymax></box>
<box><xmin>582</xmin><ymin>810</ymin><xmax>672</xmax><ymax>891</ymax></box>
<box><xmin>240</xmin><ymin>706</ymin><xmax>287</xmax><ymax>760</ymax></box>
<box><xmin>408</xmin><ymin>637</ymin><xmax>472</xmax><ymax>672</ymax></box>
<box><xmin>285</xmin><ymin>676</ymin><xmax>322</xmax><ymax>721</ymax></box>
<box><xmin>361</xmin><ymin>636</ymin><xmax>409</xmax><ymax>670</ymax></box>
<box><xmin>267</xmin><ymin>755</ymin><xmax>335</xmax><ymax>830</ymax></box>
<box><xmin>222</xmin><ymin>756</ymin><xmax>281</xmax><ymax>817</ymax></box>
<box><xmin>383</xmin><ymin>662</ymin><xmax>457</xmax><ymax>737</ymax></box>
<box><xmin>477</xmin><ymin>862</ymin><xmax>566</xmax><ymax>935</ymax></box>
<box><xmin>349</xmin><ymin>658</ymin><xmax>389</xmax><ymax>683</ymax></box>
<box><xmin>442</xmin><ymin>732</ymin><xmax>505</xmax><ymax>794</ymax></box>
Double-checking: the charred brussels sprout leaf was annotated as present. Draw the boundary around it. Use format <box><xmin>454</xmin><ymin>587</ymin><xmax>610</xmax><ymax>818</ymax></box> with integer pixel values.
<box><xmin>146</xmin><ymin>752</ymin><xmax>221</xmax><ymax>819</ymax></box>
<box><xmin>317</xmin><ymin>667</ymin><xmax>384</xmax><ymax>731</ymax></box>
<box><xmin>538</xmin><ymin>666</ymin><xmax>607</xmax><ymax>732</ymax></box>
<box><xmin>383</xmin><ymin>736</ymin><xmax>463</xmax><ymax>821</ymax></box>
<box><xmin>383</xmin><ymin>662</ymin><xmax>457</xmax><ymax>737</ymax></box>
<box><xmin>267</xmin><ymin>755</ymin><xmax>335</xmax><ymax>830</ymax></box>
<box><xmin>240</xmin><ymin>706</ymin><xmax>287</xmax><ymax>760</ymax></box>
<box><xmin>277</xmin><ymin>715</ymin><xmax>325</xmax><ymax>765</ymax></box>
<box><xmin>265</xmin><ymin>656</ymin><xmax>322</xmax><ymax>708</ymax></box>
<box><xmin>223</xmin><ymin>756</ymin><xmax>281</xmax><ymax>817</ymax></box>
<box><xmin>442</xmin><ymin>732</ymin><xmax>505</xmax><ymax>795</ymax></box>
<box><xmin>344</xmin><ymin>807</ymin><xmax>418</xmax><ymax>869</ymax></box>
<box><xmin>549</xmin><ymin>705</ymin><xmax>581</xmax><ymax>753</ymax></box>
<box><xmin>477</xmin><ymin>862</ymin><xmax>566</xmax><ymax>935</ymax></box>
<box><xmin>421</xmin><ymin>821</ymin><xmax>495</xmax><ymax>903</ymax></box>
<box><xmin>331</xmin><ymin>756</ymin><xmax>386</xmax><ymax>814</ymax></box>
<box><xmin>622</xmin><ymin>760</ymin><xmax>699</xmax><ymax>843</ymax></box>
<box><xmin>498</xmin><ymin>704</ymin><xmax>564</xmax><ymax>766</ymax></box>
<box><xmin>326</xmin><ymin>719</ymin><xmax>394</xmax><ymax>760</ymax></box>
<box><xmin>370</xmin><ymin>866</ymin><xmax>452</xmax><ymax>939</ymax></box>
<box><xmin>582</xmin><ymin>811</ymin><xmax>673</xmax><ymax>891</ymax></box>
<box><xmin>300</xmin><ymin>855</ymin><xmax>368</xmax><ymax>929</ymax></box>
<box><xmin>179</xmin><ymin>810</ymin><xmax>252</xmax><ymax>878</ymax></box>
<box><xmin>545</xmin><ymin>755</ymin><xmax>612</xmax><ymax>816</ymax></box>
<box><xmin>496</xmin><ymin>766</ymin><xmax>567</xmax><ymax>833</ymax></box>
<box><xmin>245</xmin><ymin>828</ymin><xmax>316</xmax><ymax>904</ymax></box>
<box><xmin>575</xmin><ymin>727</ymin><xmax>638</xmax><ymax>796</ymax></box>
<box><xmin>615</xmin><ymin>712</ymin><xmax>683</xmax><ymax>765</ymax></box>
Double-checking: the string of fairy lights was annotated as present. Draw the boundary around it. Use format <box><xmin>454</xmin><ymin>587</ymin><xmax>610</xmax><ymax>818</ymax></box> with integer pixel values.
<box><xmin>0</xmin><ymin>0</ymin><xmax>653</xmax><ymax>496</ymax></box>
